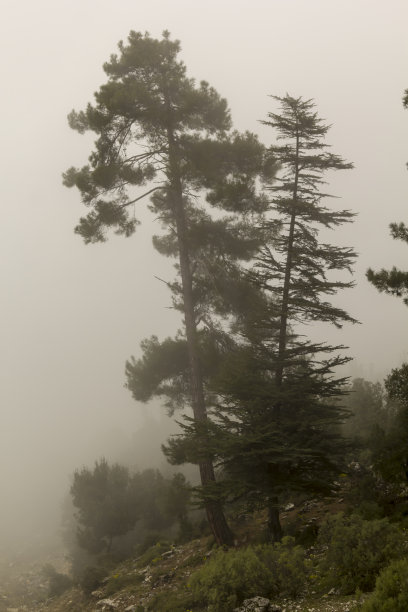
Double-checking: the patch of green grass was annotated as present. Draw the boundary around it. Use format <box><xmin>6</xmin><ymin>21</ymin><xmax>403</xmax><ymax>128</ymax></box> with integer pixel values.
<box><xmin>147</xmin><ymin>588</ymin><xmax>200</xmax><ymax>612</ymax></box>
<box><xmin>104</xmin><ymin>571</ymin><xmax>144</xmax><ymax>596</ymax></box>
<box><xmin>136</xmin><ymin>542</ymin><xmax>171</xmax><ymax>568</ymax></box>
<box><xmin>179</xmin><ymin>552</ymin><xmax>206</xmax><ymax>570</ymax></box>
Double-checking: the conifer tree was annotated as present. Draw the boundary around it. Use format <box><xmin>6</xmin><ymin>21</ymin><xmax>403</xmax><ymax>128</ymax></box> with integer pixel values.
<box><xmin>196</xmin><ymin>96</ymin><xmax>357</xmax><ymax>540</ymax></box>
<box><xmin>70</xmin><ymin>460</ymin><xmax>138</xmax><ymax>554</ymax></box>
<box><xmin>64</xmin><ymin>31</ymin><xmax>270</xmax><ymax>545</ymax></box>
<box><xmin>258</xmin><ymin>95</ymin><xmax>356</xmax><ymax>385</ymax></box>
<box><xmin>128</xmin><ymin>96</ymin><xmax>356</xmax><ymax>541</ymax></box>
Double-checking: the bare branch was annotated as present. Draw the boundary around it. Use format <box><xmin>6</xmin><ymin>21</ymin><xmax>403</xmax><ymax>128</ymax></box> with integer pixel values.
<box><xmin>119</xmin><ymin>186</ymin><xmax>165</xmax><ymax>208</ymax></box>
<box><xmin>154</xmin><ymin>275</ymin><xmax>173</xmax><ymax>288</ymax></box>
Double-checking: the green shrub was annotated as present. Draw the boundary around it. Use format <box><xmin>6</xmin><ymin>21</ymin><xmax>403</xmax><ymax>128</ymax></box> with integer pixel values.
<box><xmin>359</xmin><ymin>559</ymin><xmax>408</xmax><ymax>611</ymax></box>
<box><xmin>190</xmin><ymin>547</ymin><xmax>271</xmax><ymax>612</ymax></box>
<box><xmin>258</xmin><ymin>536</ymin><xmax>308</xmax><ymax>597</ymax></box>
<box><xmin>42</xmin><ymin>564</ymin><xmax>73</xmax><ymax>597</ymax></box>
<box><xmin>318</xmin><ymin>513</ymin><xmax>404</xmax><ymax>594</ymax></box>
<box><xmin>147</xmin><ymin>588</ymin><xmax>197</xmax><ymax>612</ymax></box>
<box><xmin>189</xmin><ymin>538</ymin><xmax>308</xmax><ymax>612</ymax></box>
<box><xmin>355</xmin><ymin>501</ymin><xmax>384</xmax><ymax>521</ymax></box>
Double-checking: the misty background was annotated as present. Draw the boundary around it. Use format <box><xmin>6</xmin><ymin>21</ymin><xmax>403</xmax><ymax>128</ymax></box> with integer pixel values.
<box><xmin>0</xmin><ymin>0</ymin><xmax>407</xmax><ymax>552</ymax></box>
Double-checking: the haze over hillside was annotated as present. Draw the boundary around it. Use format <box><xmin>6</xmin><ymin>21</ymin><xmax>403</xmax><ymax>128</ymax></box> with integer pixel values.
<box><xmin>0</xmin><ymin>0</ymin><xmax>407</xmax><ymax>555</ymax></box>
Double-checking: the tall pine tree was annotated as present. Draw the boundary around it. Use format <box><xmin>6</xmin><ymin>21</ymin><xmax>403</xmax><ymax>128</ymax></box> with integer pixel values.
<box><xmin>64</xmin><ymin>31</ymin><xmax>270</xmax><ymax>545</ymax></box>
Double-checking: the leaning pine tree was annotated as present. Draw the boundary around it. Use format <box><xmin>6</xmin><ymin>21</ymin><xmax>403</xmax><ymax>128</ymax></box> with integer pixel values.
<box><xmin>201</xmin><ymin>95</ymin><xmax>357</xmax><ymax>540</ymax></box>
<box><xmin>63</xmin><ymin>31</ymin><xmax>270</xmax><ymax>545</ymax></box>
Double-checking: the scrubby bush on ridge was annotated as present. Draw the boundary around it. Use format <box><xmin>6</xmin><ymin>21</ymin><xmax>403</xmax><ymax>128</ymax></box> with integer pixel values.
<box><xmin>189</xmin><ymin>537</ymin><xmax>308</xmax><ymax>611</ymax></box>
<box><xmin>359</xmin><ymin>559</ymin><xmax>408</xmax><ymax>611</ymax></box>
<box><xmin>317</xmin><ymin>513</ymin><xmax>404</xmax><ymax>594</ymax></box>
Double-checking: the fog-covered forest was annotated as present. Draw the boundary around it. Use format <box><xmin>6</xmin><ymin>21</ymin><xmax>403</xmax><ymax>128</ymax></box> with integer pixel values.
<box><xmin>1</xmin><ymin>2</ymin><xmax>408</xmax><ymax>611</ymax></box>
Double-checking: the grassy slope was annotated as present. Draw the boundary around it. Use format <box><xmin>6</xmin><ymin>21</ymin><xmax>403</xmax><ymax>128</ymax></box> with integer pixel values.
<box><xmin>30</xmin><ymin>536</ymin><xmax>363</xmax><ymax>612</ymax></box>
<box><xmin>12</xmin><ymin>492</ymin><xmax>369</xmax><ymax>612</ymax></box>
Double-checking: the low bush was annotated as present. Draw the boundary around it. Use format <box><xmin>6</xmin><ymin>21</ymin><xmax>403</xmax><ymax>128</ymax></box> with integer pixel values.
<box><xmin>317</xmin><ymin>513</ymin><xmax>404</xmax><ymax>594</ymax></box>
<box><xmin>190</xmin><ymin>546</ymin><xmax>271</xmax><ymax>612</ymax></box>
<box><xmin>258</xmin><ymin>536</ymin><xmax>308</xmax><ymax>597</ymax></box>
<box><xmin>359</xmin><ymin>559</ymin><xmax>408</xmax><ymax>611</ymax></box>
<box><xmin>189</xmin><ymin>537</ymin><xmax>308</xmax><ymax>612</ymax></box>
<box><xmin>355</xmin><ymin>501</ymin><xmax>384</xmax><ymax>521</ymax></box>
<box><xmin>147</xmin><ymin>588</ymin><xmax>197</xmax><ymax>612</ymax></box>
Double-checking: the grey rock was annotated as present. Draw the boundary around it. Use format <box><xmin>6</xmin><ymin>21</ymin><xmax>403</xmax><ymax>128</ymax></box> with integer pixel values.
<box><xmin>161</xmin><ymin>549</ymin><xmax>175</xmax><ymax>559</ymax></box>
<box><xmin>96</xmin><ymin>598</ymin><xmax>119</xmax><ymax>610</ymax></box>
<box><xmin>234</xmin><ymin>596</ymin><xmax>281</xmax><ymax>612</ymax></box>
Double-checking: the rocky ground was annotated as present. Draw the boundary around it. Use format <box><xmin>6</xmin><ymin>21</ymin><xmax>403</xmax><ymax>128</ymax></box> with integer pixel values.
<box><xmin>0</xmin><ymin>549</ymin><xmax>361</xmax><ymax>612</ymax></box>
<box><xmin>0</xmin><ymin>494</ymin><xmax>366</xmax><ymax>612</ymax></box>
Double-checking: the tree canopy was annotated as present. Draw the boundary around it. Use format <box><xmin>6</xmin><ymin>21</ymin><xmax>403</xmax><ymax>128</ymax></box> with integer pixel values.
<box><xmin>131</xmin><ymin>96</ymin><xmax>357</xmax><ymax>541</ymax></box>
<box><xmin>70</xmin><ymin>459</ymin><xmax>139</xmax><ymax>554</ymax></box>
<box><xmin>64</xmin><ymin>30</ymin><xmax>273</xmax><ymax>545</ymax></box>
<box><xmin>201</xmin><ymin>96</ymin><xmax>356</xmax><ymax>539</ymax></box>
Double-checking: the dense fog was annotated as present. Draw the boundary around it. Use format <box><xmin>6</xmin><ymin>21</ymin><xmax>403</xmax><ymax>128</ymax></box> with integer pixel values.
<box><xmin>0</xmin><ymin>0</ymin><xmax>407</xmax><ymax>559</ymax></box>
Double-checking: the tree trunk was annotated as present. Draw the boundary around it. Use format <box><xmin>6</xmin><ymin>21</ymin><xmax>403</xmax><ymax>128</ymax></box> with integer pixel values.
<box><xmin>198</xmin><ymin>458</ymin><xmax>235</xmax><ymax>546</ymax></box>
<box><xmin>270</xmin><ymin>134</ymin><xmax>299</xmax><ymax>543</ymax></box>
<box><xmin>167</xmin><ymin>129</ymin><xmax>234</xmax><ymax>546</ymax></box>
<box><xmin>267</xmin><ymin>497</ymin><xmax>283</xmax><ymax>542</ymax></box>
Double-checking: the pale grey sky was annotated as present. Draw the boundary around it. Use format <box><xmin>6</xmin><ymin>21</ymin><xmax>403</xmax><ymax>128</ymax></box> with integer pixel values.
<box><xmin>0</xmin><ymin>0</ymin><xmax>407</xmax><ymax>548</ymax></box>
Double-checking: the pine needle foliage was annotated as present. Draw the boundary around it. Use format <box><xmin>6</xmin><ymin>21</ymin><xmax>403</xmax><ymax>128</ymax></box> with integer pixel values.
<box><xmin>367</xmin><ymin>223</ymin><xmax>408</xmax><ymax>305</ymax></box>
<box><xmin>257</xmin><ymin>95</ymin><xmax>357</xmax><ymax>382</ymax></box>
<box><xmin>64</xmin><ymin>30</ymin><xmax>275</xmax><ymax>545</ymax></box>
<box><xmin>191</xmin><ymin>96</ymin><xmax>357</xmax><ymax>539</ymax></box>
